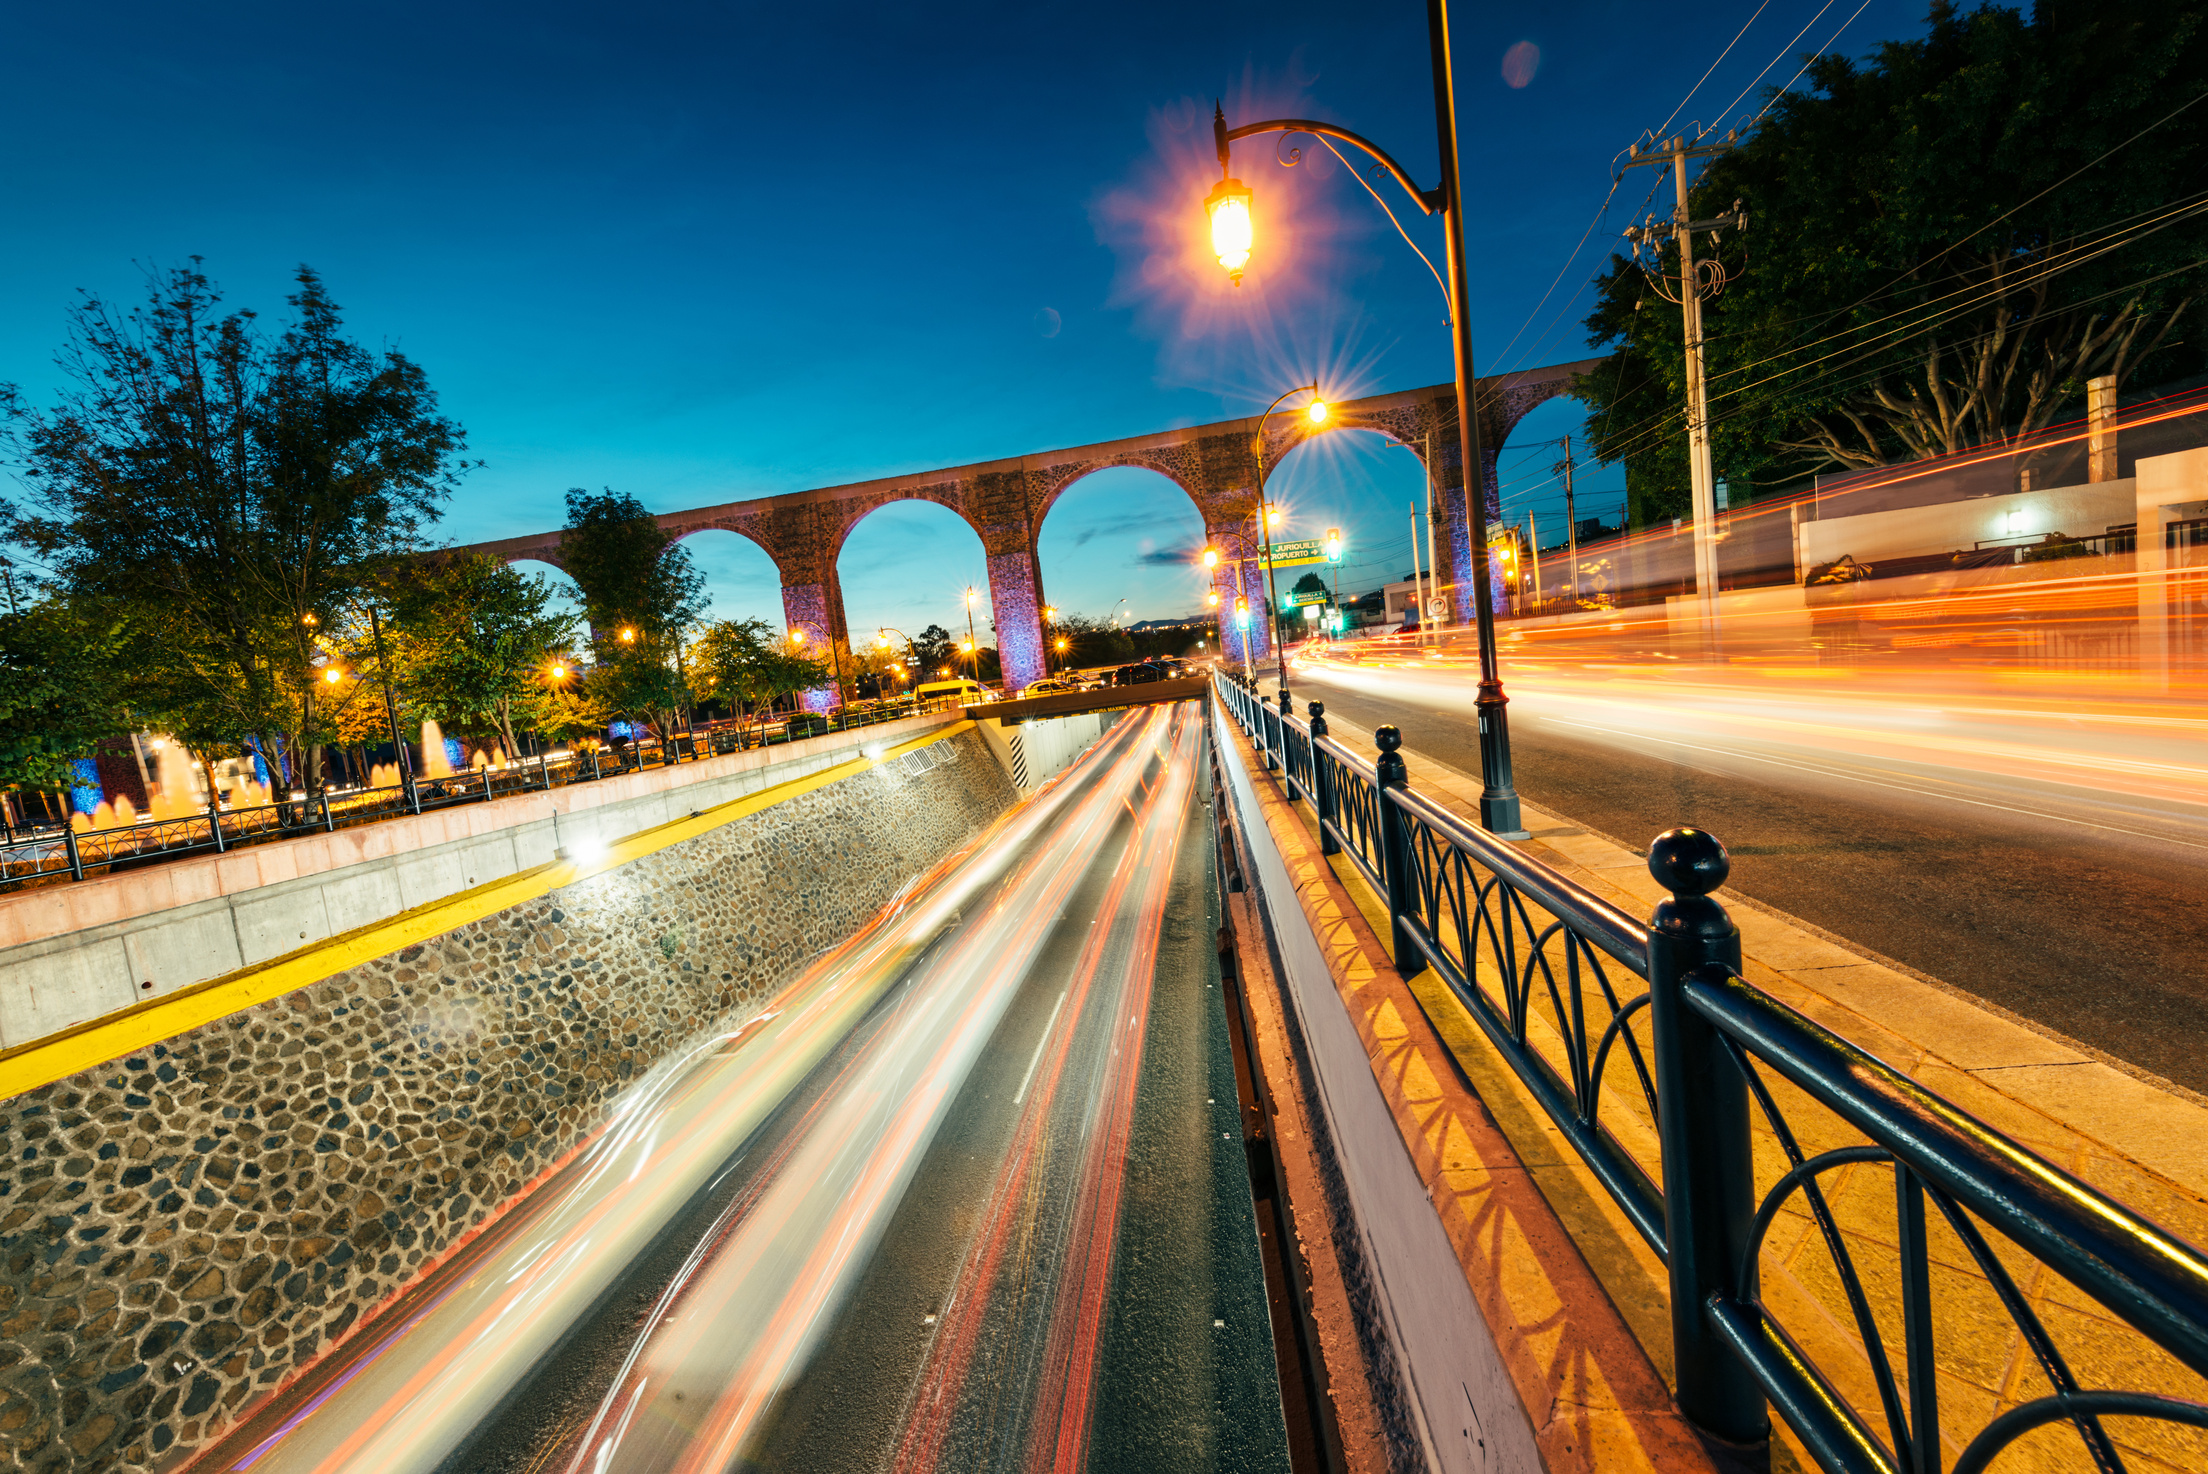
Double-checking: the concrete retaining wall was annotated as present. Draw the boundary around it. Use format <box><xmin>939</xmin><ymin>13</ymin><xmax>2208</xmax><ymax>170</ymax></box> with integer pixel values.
<box><xmin>0</xmin><ymin>713</ymin><xmax>958</xmax><ymax>1051</ymax></box>
<box><xmin>0</xmin><ymin>723</ymin><xmax>1015</xmax><ymax>1474</ymax></box>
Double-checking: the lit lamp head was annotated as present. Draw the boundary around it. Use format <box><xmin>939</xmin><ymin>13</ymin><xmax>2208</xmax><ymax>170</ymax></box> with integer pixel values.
<box><xmin>960</xmin><ymin>640</ymin><xmax>974</xmax><ymax>654</ymax></box>
<box><xmin>788</xmin><ymin>627</ymin><xmax>805</xmax><ymax>645</ymax></box>
<box><xmin>1056</xmin><ymin>637</ymin><xmax>1069</xmax><ymax>652</ymax></box>
<box><xmin>322</xmin><ymin>666</ymin><xmax>342</xmax><ymax>685</ymax></box>
<box><xmin>1207</xmin><ymin>590</ymin><xmax>1220</xmax><ymax>607</ymax></box>
<box><xmin>1200</xmin><ymin>546</ymin><xmax>1220</xmax><ymax>570</ymax></box>
<box><xmin>550</xmin><ymin>662</ymin><xmax>567</xmax><ymax>681</ymax></box>
<box><xmin>1205</xmin><ymin>176</ymin><xmax>1254</xmax><ymax>285</ymax></box>
<box><xmin>964</xmin><ymin>586</ymin><xmax>977</xmax><ymax>606</ymax></box>
<box><xmin>1306</xmin><ymin>399</ymin><xmax>1329</xmax><ymax>426</ymax></box>
<box><xmin>619</xmin><ymin>627</ymin><xmax>636</xmax><ymax>643</ymax></box>
<box><xmin>1264</xmin><ymin>503</ymin><xmax>1284</xmax><ymax>529</ymax></box>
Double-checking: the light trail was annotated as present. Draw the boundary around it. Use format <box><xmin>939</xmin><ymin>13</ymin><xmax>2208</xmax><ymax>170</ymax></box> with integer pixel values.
<box><xmin>1300</xmin><ymin>580</ymin><xmax>2208</xmax><ymax>834</ymax></box>
<box><xmin>563</xmin><ymin>703</ymin><xmax>1194</xmax><ymax>1473</ymax></box>
<box><xmin>187</xmin><ymin>709</ymin><xmax>1177</xmax><ymax>1474</ymax></box>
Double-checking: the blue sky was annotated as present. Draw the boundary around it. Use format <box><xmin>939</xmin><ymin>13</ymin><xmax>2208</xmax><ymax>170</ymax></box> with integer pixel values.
<box><xmin>0</xmin><ymin>0</ymin><xmax>1929</xmax><ymax>641</ymax></box>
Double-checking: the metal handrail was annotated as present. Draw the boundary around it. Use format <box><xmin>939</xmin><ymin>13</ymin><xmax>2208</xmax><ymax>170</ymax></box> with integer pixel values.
<box><xmin>1212</xmin><ymin>671</ymin><xmax>2208</xmax><ymax>1471</ymax></box>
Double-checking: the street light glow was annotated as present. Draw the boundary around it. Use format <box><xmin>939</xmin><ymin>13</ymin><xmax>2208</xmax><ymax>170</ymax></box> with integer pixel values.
<box><xmin>1201</xmin><ymin>546</ymin><xmax>1220</xmax><ymax>569</ymax></box>
<box><xmin>322</xmin><ymin>666</ymin><xmax>342</xmax><ymax>684</ymax></box>
<box><xmin>619</xmin><ymin>627</ymin><xmax>635</xmax><ymax>643</ymax></box>
<box><xmin>1306</xmin><ymin>399</ymin><xmax>1329</xmax><ymax>426</ymax></box>
<box><xmin>788</xmin><ymin>627</ymin><xmax>805</xmax><ymax>645</ymax></box>
<box><xmin>1264</xmin><ymin>503</ymin><xmax>1284</xmax><ymax>529</ymax></box>
<box><xmin>964</xmin><ymin>586</ymin><xmax>977</xmax><ymax>606</ymax></box>
<box><xmin>1205</xmin><ymin>177</ymin><xmax>1253</xmax><ymax>283</ymax></box>
<box><xmin>1207</xmin><ymin>590</ymin><xmax>1220</xmax><ymax>607</ymax></box>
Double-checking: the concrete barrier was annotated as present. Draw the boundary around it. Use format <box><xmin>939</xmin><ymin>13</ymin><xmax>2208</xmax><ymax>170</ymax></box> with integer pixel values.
<box><xmin>0</xmin><ymin>713</ymin><xmax>960</xmax><ymax>1051</ymax></box>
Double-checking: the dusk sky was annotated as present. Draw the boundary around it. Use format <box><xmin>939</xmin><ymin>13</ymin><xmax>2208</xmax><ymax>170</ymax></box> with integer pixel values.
<box><xmin>1</xmin><ymin>0</ymin><xmax>1929</xmax><ymax>644</ymax></box>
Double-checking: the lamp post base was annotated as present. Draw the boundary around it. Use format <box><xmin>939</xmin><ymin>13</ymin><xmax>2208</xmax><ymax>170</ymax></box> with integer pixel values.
<box><xmin>1475</xmin><ymin>678</ymin><xmax>1529</xmax><ymax>839</ymax></box>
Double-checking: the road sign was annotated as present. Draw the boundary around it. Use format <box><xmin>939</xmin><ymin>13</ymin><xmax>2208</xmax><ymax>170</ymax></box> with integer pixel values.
<box><xmin>1258</xmin><ymin>538</ymin><xmax>1328</xmax><ymax>569</ymax></box>
<box><xmin>1286</xmin><ymin>589</ymin><xmax>1330</xmax><ymax>607</ymax></box>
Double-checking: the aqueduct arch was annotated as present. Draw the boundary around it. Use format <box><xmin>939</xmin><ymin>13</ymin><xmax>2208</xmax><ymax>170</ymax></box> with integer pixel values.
<box><xmin>468</xmin><ymin>360</ymin><xmax>1600</xmax><ymax>694</ymax></box>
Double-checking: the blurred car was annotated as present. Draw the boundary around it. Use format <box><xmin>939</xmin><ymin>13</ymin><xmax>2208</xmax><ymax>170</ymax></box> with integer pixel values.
<box><xmin>1019</xmin><ymin>677</ymin><xmax>1079</xmax><ymax>698</ymax></box>
<box><xmin>913</xmin><ymin>677</ymin><xmax>991</xmax><ymax>705</ymax></box>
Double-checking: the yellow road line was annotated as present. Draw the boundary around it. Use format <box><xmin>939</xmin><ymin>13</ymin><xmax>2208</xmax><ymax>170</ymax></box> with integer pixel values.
<box><xmin>0</xmin><ymin>722</ymin><xmax>974</xmax><ymax>1100</ymax></box>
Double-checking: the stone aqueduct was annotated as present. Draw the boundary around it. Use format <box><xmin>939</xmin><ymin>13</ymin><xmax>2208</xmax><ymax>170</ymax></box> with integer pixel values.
<box><xmin>472</xmin><ymin>360</ymin><xmax>1599</xmax><ymax>695</ymax></box>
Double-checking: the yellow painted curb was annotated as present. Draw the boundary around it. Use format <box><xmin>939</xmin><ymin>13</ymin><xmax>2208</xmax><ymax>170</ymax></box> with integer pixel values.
<box><xmin>0</xmin><ymin>721</ymin><xmax>973</xmax><ymax>1100</ymax></box>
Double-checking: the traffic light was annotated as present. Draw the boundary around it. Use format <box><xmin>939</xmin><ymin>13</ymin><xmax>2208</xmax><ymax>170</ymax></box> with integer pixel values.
<box><xmin>1324</xmin><ymin>526</ymin><xmax>1342</xmax><ymax>561</ymax></box>
<box><xmin>1233</xmin><ymin>595</ymin><xmax>1250</xmax><ymax>628</ymax></box>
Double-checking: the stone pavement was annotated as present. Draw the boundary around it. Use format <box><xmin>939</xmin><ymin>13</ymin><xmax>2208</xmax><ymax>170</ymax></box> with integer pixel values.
<box><xmin>1286</xmin><ymin>725</ymin><xmax>2208</xmax><ymax>1474</ymax></box>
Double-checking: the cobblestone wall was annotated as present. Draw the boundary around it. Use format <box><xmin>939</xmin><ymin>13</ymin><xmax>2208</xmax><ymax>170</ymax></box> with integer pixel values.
<box><xmin>0</xmin><ymin>730</ymin><xmax>1015</xmax><ymax>1472</ymax></box>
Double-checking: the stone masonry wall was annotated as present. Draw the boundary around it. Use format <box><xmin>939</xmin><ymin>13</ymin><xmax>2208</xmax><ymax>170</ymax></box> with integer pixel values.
<box><xmin>0</xmin><ymin>729</ymin><xmax>1016</xmax><ymax>1473</ymax></box>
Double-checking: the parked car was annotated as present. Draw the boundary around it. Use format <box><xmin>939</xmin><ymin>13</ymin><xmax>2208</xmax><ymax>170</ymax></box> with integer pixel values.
<box><xmin>1019</xmin><ymin>677</ymin><xmax>1078</xmax><ymax>698</ymax></box>
<box><xmin>1112</xmin><ymin>662</ymin><xmax>1165</xmax><ymax>686</ymax></box>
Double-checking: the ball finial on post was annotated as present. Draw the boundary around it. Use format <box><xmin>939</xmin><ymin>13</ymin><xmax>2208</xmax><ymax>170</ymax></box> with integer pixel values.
<box><xmin>1647</xmin><ymin>827</ymin><xmax>1729</xmax><ymax>898</ymax></box>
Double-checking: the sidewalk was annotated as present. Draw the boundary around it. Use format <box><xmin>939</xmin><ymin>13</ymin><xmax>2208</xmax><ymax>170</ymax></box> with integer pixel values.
<box><xmin>1278</xmin><ymin>725</ymin><xmax>2208</xmax><ymax>1473</ymax></box>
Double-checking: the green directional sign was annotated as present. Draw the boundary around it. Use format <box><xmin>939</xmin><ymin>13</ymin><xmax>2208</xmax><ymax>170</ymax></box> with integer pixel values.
<box><xmin>1285</xmin><ymin>588</ymin><xmax>1330</xmax><ymax>607</ymax></box>
<box><xmin>1259</xmin><ymin>538</ymin><xmax>1327</xmax><ymax>569</ymax></box>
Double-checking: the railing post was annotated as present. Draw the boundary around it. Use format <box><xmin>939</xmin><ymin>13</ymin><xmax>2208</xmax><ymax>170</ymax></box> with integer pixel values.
<box><xmin>322</xmin><ymin>790</ymin><xmax>334</xmax><ymax>832</ymax></box>
<box><xmin>207</xmin><ymin>791</ymin><xmax>227</xmax><ymax>853</ymax></box>
<box><xmin>1278</xmin><ymin>689</ymin><xmax>1299</xmax><ymax>800</ymax></box>
<box><xmin>1309</xmin><ymin>702</ymin><xmax>1339</xmax><ymax>855</ymax></box>
<box><xmin>1263</xmin><ymin>690</ymin><xmax>1281</xmax><ymax>771</ymax></box>
<box><xmin>1645</xmin><ymin>827</ymin><xmax>1768</xmax><ymax>1458</ymax></box>
<box><xmin>1373</xmin><ymin>726</ymin><xmax>1426</xmax><ymax>979</ymax></box>
<box><xmin>63</xmin><ymin>821</ymin><xmax>84</xmax><ymax>882</ymax></box>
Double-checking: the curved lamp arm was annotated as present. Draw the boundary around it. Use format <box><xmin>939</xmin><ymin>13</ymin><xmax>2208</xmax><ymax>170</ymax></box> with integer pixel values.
<box><xmin>1222</xmin><ymin>117</ymin><xmax>1442</xmax><ymax>216</ymax></box>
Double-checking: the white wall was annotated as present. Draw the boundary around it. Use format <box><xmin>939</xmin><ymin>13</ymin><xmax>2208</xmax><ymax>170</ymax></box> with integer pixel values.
<box><xmin>0</xmin><ymin>718</ymin><xmax>955</xmax><ymax>1048</ymax></box>
<box><xmin>1798</xmin><ymin>479</ymin><xmax>2138</xmax><ymax>568</ymax></box>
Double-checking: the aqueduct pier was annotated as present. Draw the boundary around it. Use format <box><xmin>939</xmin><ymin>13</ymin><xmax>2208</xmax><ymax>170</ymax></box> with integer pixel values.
<box><xmin>470</xmin><ymin>360</ymin><xmax>1599</xmax><ymax>693</ymax></box>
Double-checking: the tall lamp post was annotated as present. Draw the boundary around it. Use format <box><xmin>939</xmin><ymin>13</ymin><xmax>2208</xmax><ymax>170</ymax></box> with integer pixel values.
<box><xmin>1202</xmin><ymin>0</ymin><xmax>1524</xmax><ymax>837</ymax></box>
<box><xmin>962</xmin><ymin>586</ymin><xmax>984</xmax><ymax>688</ymax></box>
<box><xmin>786</xmin><ymin>619</ymin><xmax>846</xmax><ymax>712</ymax></box>
<box><xmin>1251</xmin><ymin>385</ymin><xmax>1329</xmax><ymax>699</ymax></box>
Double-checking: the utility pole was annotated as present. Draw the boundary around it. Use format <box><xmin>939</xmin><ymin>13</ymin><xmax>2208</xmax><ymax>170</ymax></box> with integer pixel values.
<box><xmin>1623</xmin><ymin>130</ymin><xmax>1747</xmax><ymax>641</ymax></box>
<box><xmin>1528</xmin><ymin>512</ymin><xmax>1542</xmax><ymax>604</ymax></box>
<box><xmin>1561</xmin><ymin>435</ymin><xmax>1578</xmax><ymax>601</ymax></box>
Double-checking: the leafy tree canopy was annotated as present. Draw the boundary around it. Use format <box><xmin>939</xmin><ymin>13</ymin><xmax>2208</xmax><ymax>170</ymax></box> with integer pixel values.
<box><xmin>0</xmin><ymin>597</ymin><xmax>128</xmax><ymax>794</ymax></box>
<box><xmin>0</xmin><ymin>262</ymin><xmax>470</xmax><ymax>803</ymax></box>
<box><xmin>556</xmin><ymin>488</ymin><xmax>707</xmax><ymax>645</ymax></box>
<box><xmin>687</xmin><ymin>618</ymin><xmax>828</xmax><ymax>718</ymax></box>
<box><xmin>1579</xmin><ymin>0</ymin><xmax>2208</xmax><ymax>523</ymax></box>
<box><xmin>388</xmin><ymin>552</ymin><xmax>577</xmax><ymax>758</ymax></box>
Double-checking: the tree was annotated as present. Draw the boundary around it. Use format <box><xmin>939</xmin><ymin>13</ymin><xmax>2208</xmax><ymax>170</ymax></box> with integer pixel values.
<box><xmin>1578</xmin><ymin>0</ymin><xmax>2208</xmax><ymax>519</ymax></box>
<box><xmin>389</xmin><ymin>552</ymin><xmax>577</xmax><ymax>760</ymax></box>
<box><xmin>1289</xmin><ymin>571</ymin><xmax>1330</xmax><ymax>601</ymax></box>
<box><xmin>0</xmin><ymin>597</ymin><xmax>128</xmax><ymax>797</ymax></box>
<box><xmin>1</xmin><ymin>263</ymin><xmax>470</xmax><ymax>812</ymax></box>
<box><xmin>907</xmin><ymin>624</ymin><xmax>957</xmax><ymax>678</ymax></box>
<box><xmin>688</xmin><ymin>619</ymin><xmax>827</xmax><ymax>725</ymax></box>
<box><xmin>556</xmin><ymin>488</ymin><xmax>707</xmax><ymax>642</ymax></box>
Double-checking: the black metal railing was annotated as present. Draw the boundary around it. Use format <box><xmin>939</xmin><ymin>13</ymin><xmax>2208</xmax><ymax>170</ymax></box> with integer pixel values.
<box><xmin>0</xmin><ymin>696</ymin><xmax>960</xmax><ymax>894</ymax></box>
<box><xmin>1214</xmin><ymin>672</ymin><xmax>2208</xmax><ymax>1473</ymax></box>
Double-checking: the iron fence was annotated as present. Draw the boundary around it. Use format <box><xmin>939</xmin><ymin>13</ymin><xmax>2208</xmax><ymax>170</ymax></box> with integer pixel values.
<box><xmin>1215</xmin><ymin>672</ymin><xmax>2208</xmax><ymax>1473</ymax></box>
<box><xmin>0</xmin><ymin>696</ymin><xmax>958</xmax><ymax>894</ymax></box>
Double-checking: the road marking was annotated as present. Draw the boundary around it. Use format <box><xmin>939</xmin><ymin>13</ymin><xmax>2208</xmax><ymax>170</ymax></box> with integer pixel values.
<box><xmin>1013</xmin><ymin>988</ymin><xmax>1070</xmax><ymax>1106</ymax></box>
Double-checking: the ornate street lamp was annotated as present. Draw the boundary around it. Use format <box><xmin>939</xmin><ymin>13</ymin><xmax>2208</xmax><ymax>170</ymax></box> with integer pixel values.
<box><xmin>1200</xmin><ymin>0</ymin><xmax>1525</xmax><ymax>837</ymax></box>
<box><xmin>1245</xmin><ymin>384</ymin><xmax>1328</xmax><ymax>699</ymax></box>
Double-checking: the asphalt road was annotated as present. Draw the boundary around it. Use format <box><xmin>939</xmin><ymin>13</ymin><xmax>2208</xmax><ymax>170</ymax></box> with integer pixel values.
<box><xmin>1293</xmin><ymin>665</ymin><xmax>2208</xmax><ymax>1097</ymax></box>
